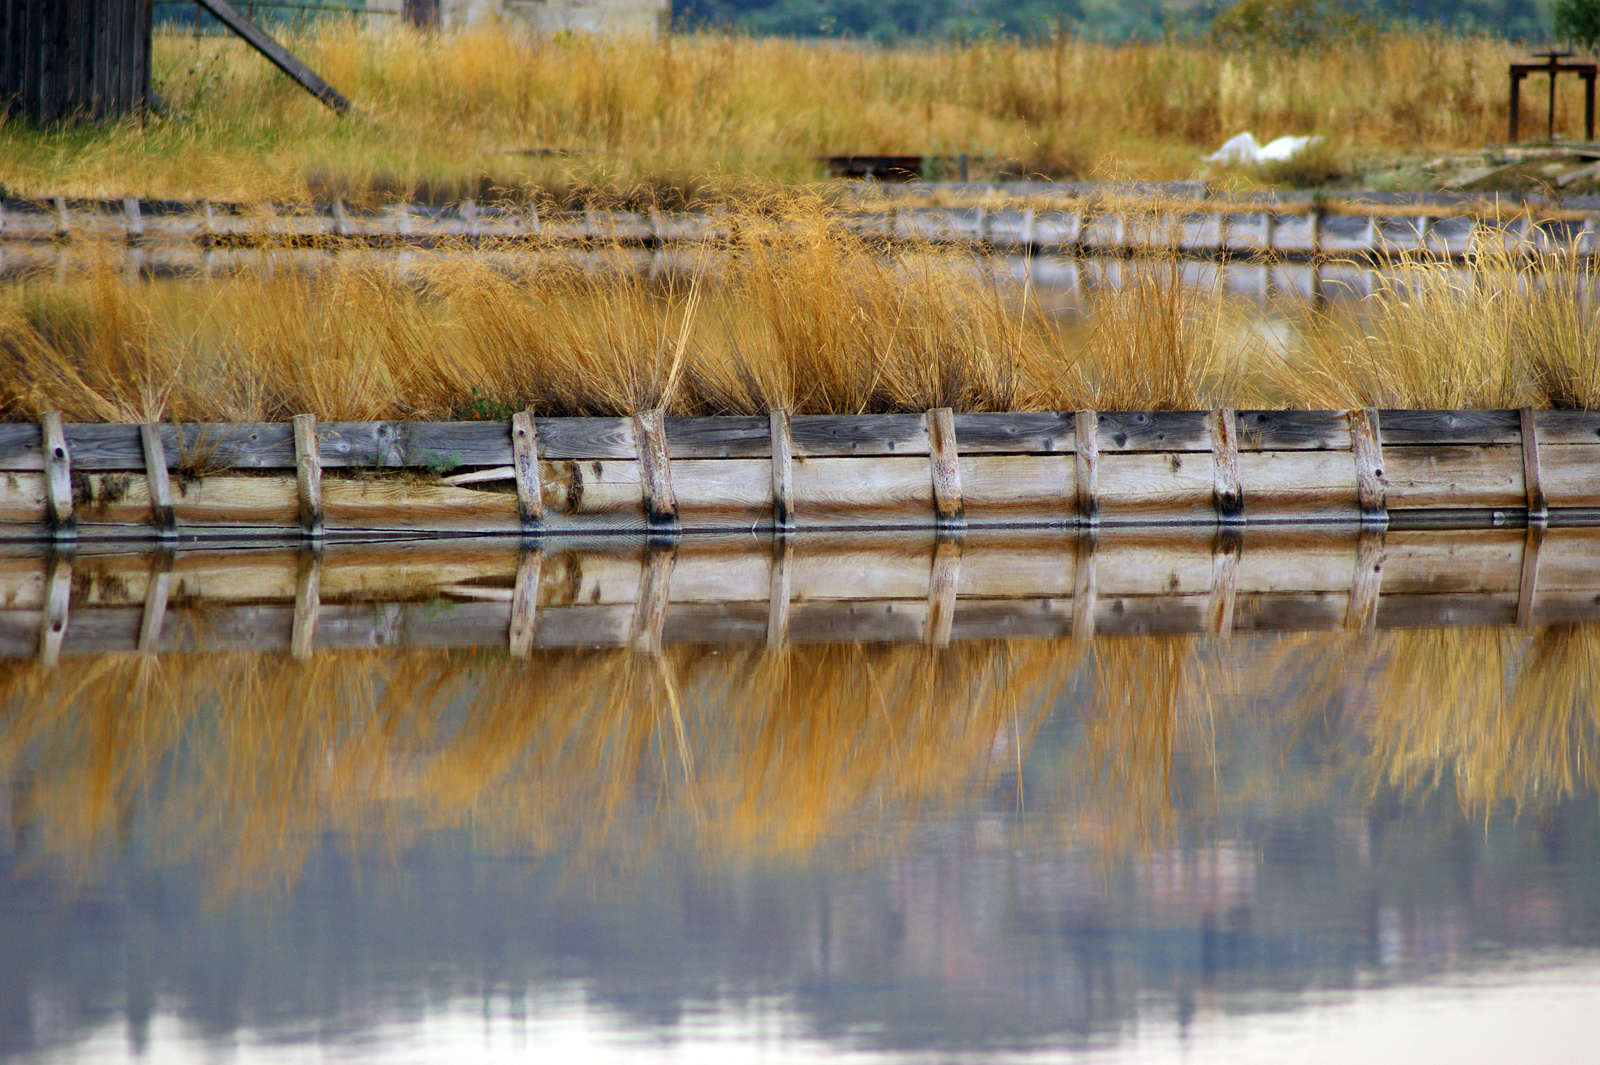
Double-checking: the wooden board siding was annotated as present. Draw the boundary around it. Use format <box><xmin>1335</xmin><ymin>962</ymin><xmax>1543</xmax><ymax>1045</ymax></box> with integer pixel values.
<box><xmin>0</xmin><ymin>409</ymin><xmax>1597</xmax><ymax>539</ymax></box>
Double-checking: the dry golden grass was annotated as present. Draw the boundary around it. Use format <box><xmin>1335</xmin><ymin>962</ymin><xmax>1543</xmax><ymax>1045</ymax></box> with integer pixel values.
<box><xmin>0</xmin><ymin>26</ymin><xmax>1561</xmax><ymax>202</ymax></box>
<box><xmin>1256</xmin><ymin>247</ymin><xmax>1600</xmax><ymax>410</ymax></box>
<box><xmin>0</xmin><ymin>200</ymin><xmax>1247</xmax><ymax>421</ymax></box>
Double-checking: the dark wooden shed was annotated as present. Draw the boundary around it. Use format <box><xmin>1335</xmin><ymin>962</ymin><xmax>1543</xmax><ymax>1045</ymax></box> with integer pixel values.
<box><xmin>1</xmin><ymin>0</ymin><xmax>154</xmax><ymax>126</ymax></box>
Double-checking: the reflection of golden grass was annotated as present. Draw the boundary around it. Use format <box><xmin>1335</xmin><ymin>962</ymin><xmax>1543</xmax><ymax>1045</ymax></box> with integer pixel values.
<box><xmin>0</xmin><ymin>642</ymin><xmax>1081</xmax><ymax>898</ymax></box>
<box><xmin>4</xmin><ymin>626</ymin><xmax>1596</xmax><ymax>899</ymax></box>
<box><xmin>1356</xmin><ymin>627</ymin><xmax>1600</xmax><ymax>812</ymax></box>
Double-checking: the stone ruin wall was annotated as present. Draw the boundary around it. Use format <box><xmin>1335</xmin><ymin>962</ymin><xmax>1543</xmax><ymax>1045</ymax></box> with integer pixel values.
<box><xmin>433</xmin><ymin>0</ymin><xmax>669</xmax><ymax>33</ymax></box>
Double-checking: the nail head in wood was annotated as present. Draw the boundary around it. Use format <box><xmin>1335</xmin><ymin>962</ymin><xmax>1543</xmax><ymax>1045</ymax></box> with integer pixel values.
<box><xmin>292</xmin><ymin>413</ymin><xmax>324</xmax><ymax>539</ymax></box>
<box><xmin>926</xmin><ymin>407</ymin><xmax>964</xmax><ymax>527</ymax></box>
<box><xmin>511</xmin><ymin>410</ymin><xmax>543</xmax><ymax>529</ymax></box>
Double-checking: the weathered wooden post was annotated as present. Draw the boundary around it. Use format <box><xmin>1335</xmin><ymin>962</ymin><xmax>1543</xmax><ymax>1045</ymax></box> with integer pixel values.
<box><xmin>1</xmin><ymin>0</ymin><xmax>155</xmax><ymax>125</ymax></box>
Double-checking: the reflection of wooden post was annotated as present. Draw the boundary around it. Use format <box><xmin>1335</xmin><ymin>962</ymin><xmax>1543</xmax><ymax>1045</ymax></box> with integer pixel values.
<box><xmin>1517</xmin><ymin>524</ymin><xmax>1545</xmax><ymax>630</ymax></box>
<box><xmin>631</xmin><ymin>545</ymin><xmax>675</xmax><ymax>654</ymax></box>
<box><xmin>291</xmin><ymin>551</ymin><xmax>320</xmax><ymax>661</ymax></box>
<box><xmin>509</xmin><ymin>549</ymin><xmax>542</xmax><ymax>657</ymax></box>
<box><xmin>766</xmin><ymin>536</ymin><xmax>792</xmax><ymax>651</ymax></box>
<box><xmin>1072</xmin><ymin>532</ymin><xmax>1096</xmax><ymax>643</ymax></box>
<box><xmin>925</xmin><ymin>536</ymin><xmax>961</xmax><ymax>648</ymax></box>
<box><xmin>139</xmin><ymin>557</ymin><xmax>173</xmax><ymax>656</ymax></box>
<box><xmin>39</xmin><ymin>555</ymin><xmax>71</xmax><ymax>669</ymax></box>
<box><xmin>1206</xmin><ymin>530</ymin><xmax>1241</xmax><ymax>637</ymax></box>
<box><xmin>1346</xmin><ymin>530</ymin><xmax>1384</xmax><ymax>634</ymax></box>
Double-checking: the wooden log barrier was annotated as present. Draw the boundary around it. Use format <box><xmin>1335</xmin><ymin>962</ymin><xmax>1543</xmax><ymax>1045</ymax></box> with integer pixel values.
<box><xmin>0</xmin><ymin>409</ymin><xmax>1597</xmax><ymax>540</ymax></box>
<box><xmin>7</xmin><ymin>525</ymin><xmax>1598</xmax><ymax>660</ymax></box>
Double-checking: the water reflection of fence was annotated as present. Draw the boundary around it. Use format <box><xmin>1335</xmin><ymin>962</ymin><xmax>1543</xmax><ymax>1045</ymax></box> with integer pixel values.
<box><xmin>2</xmin><ymin>198</ymin><xmax>1597</xmax><ymax>263</ymax></box>
<box><xmin>3</xmin><ymin>527</ymin><xmax>1595</xmax><ymax>662</ymax></box>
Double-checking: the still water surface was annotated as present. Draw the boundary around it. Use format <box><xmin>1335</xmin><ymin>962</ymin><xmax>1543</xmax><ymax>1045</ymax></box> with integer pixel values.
<box><xmin>2</xmin><ymin>547</ymin><xmax>1598</xmax><ymax>1063</ymax></box>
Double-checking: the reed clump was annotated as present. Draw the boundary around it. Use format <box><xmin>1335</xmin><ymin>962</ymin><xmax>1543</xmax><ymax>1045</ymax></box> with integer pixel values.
<box><xmin>1258</xmin><ymin>245</ymin><xmax>1600</xmax><ymax>410</ymax></box>
<box><xmin>0</xmin><ymin>26</ymin><xmax>1551</xmax><ymax>201</ymax></box>
<box><xmin>0</xmin><ymin>199</ymin><xmax>1245</xmax><ymax>421</ymax></box>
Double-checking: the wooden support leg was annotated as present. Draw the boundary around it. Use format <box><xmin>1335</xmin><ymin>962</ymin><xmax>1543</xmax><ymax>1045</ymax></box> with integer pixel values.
<box><xmin>1207</xmin><ymin>408</ymin><xmax>1243</xmax><ymax>525</ymax></box>
<box><xmin>1074</xmin><ymin>411</ymin><xmax>1099</xmax><ymax>527</ymax></box>
<box><xmin>926</xmin><ymin>407</ymin><xmax>964</xmax><ymax>530</ymax></box>
<box><xmin>40</xmin><ymin>412</ymin><xmax>74</xmax><ymax>539</ymax></box>
<box><xmin>633</xmin><ymin>408</ymin><xmax>678</xmax><ymax>537</ymax></box>
<box><xmin>293</xmin><ymin>413</ymin><xmax>323</xmax><ymax>540</ymax></box>
<box><xmin>1520</xmin><ymin>406</ymin><xmax>1547</xmax><ymax>526</ymax></box>
<box><xmin>141</xmin><ymin>422</ymin><xmax>176</xmax><ymax>539</ymax></box>
<box><xmin>1349</xmin><ymin>408</ymin><xmax>1388</xmax><ymax>527</ymax></box>
<box><xmin>511</xmin><ymin>410</ymin><xmax>543</xmax><ymax>532</ymax></box>
<box><xmin>770</xmin><ymin>409</ymin><xmax>795</xmax><ymax>532</ymax></box>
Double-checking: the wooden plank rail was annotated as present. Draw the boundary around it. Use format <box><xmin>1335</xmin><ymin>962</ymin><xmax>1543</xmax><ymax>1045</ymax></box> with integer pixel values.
<box><xmin>4</xmin><ymin>198</ymin><xmax>1600</xmax><ymax>265</ymax></box>
<box><xmin>3</xmin><ymin>526</ymin><xmax>1600</xmax><ymax>660</ymax></box>
<box><xmin>0</xmin><ymin>409</ymin><xmax>1597</xmax><ymax>540</ymax></box>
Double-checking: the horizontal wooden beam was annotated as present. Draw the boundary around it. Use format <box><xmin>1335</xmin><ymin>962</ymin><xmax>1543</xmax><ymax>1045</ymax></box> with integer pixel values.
<box><xmin>0</xmin><ymin>411</ymin><xmax>1593</xmax><ymax>538</ymax></box>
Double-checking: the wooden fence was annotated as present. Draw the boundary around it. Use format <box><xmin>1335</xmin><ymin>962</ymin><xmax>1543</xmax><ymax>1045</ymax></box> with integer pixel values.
<box><xmin>3</xmin><ymin>525</ymin><xmax>1594</xmax><ymax>662</ymax></box>
<box><xmin>3</xmin><ymin>197</ymin><xmax>1599</xmax><ymax>262</ymax></box>
<box><xmin>2</xmin><ymin>408</ymin><xmax>1597</xmax><ymax>542</ymax></box>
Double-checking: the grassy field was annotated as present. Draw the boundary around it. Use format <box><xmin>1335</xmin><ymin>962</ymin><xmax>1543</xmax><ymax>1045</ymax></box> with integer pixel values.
<box><xmin>2</xmin><ymin>200</ymin><xmax>1596</xmax><ymax>420</ymax></box>
<box><xmin>0</xmin><ymin>24</ymin><xmax>1568</xmax><ymax>203</ymax></box>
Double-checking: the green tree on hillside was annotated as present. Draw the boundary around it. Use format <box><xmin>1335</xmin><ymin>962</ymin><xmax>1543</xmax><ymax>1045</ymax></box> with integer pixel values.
<box><xmin>1552</xmin><ymin>0</ymin><xmax>1600</xmax><ymax>52</ymax></box>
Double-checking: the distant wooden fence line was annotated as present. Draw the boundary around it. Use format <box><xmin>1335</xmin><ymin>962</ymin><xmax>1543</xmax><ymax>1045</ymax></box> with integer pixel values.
<box><xmin>3</xmin><ymin>525</ymin><xmax>1593</xmax><ymax>663</ymax></box>
<box><xmin>1</xmin><ymin>409</ymin><xmax>1597</xmax><ymax>544</ymax></box>
<box><xmin>3</xmin><ymin>197</ymin><xmax>1600</xmax><ymax>263</ymax></box>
